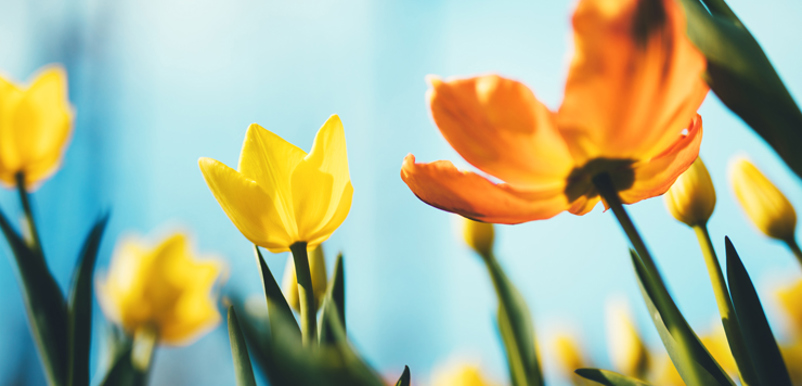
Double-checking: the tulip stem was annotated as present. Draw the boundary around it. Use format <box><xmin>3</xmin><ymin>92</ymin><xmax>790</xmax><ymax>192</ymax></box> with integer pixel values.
<box><xmin>132</xmin><ymin>325</ymin><xmax>158</xmax><ymax>373</ymax></box>
<box><xmin>693</xmin><ymin>224</ymin><xmax>758</xmax><ymax>386</ymax></box>
<box><xmin>15</xmin><ymin>172</ymin><xmax>43</xmax><ymax>255</ymax></box>
<box><xmin>785</xmin><ymin>238</ymin><xmax>802</xmax><ymax>269</ymax></box>
<box><xmin>592</xmin><ymin>173</ymin><xmax>665</xmax><ymax>287</ymax></box>
<box><xmin>290</xmin><ymin>242</ymin><xmax>317</xmax><ymax>346</ymax></box>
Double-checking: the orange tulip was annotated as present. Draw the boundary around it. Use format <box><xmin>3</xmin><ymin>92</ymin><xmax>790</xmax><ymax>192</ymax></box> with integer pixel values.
<box><xmin>401</xmin><ymin>0</ymin><xmax>708</xmax><ymax>223</ymax></box>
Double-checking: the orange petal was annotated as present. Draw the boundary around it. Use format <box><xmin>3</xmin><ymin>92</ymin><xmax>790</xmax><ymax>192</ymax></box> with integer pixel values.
<box><xmin>400</xmin><ymin>154</ymin><xmax>569</xmax><ymax>224</ymax></box>
<box><xmin>557</xmin><ymin>0</ymin><xmax>708</xmax><ymax>163</ymax></box>
<box><xmin>428</xmin><ymin>74</ymin><xmax>573</xmax><ymax>189</ymax></box>
<box><xmin>619</xmin><ymin>114</ymin><xmax>703</xmax><ymax>204</ymax></box>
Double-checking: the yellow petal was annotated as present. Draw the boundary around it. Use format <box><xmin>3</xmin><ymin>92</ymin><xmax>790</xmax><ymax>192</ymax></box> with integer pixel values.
<box><xmin>0</xmin><ymin>75</ymin><xmax>24</xmax><ymax>186</ymax></box>
<box><xmin>664</xmin><ymin>157</ymin><xmax>716</xmax><ymax>227</ymax></box>
<box><xmin>730</xmin><ymin>157</ymin><xmax>797</xmax><ymax>241</ymax></box>
<box><xmin>199</xmin><ymin>157</ymin><xmax>293</xmax><ymax>251</ymax></box>
<box><xmin>291</xmin><ymin>115</ymin><xmax>352</xmax><ymax>244</ymax></box>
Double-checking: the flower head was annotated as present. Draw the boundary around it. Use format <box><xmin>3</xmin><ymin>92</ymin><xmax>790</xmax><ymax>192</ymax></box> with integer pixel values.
<box><xmin>551</xmin><ymin>333</ymin><xmax>588</xmax><ymax>376</ymax></box>
<box><xmin>401</xmin><ymin>0</ymin><xmax>707</xmax><ymax>223</ymax></box>
<box><xmin>0</xmin><ymin>66</ymin><xmax>73</xmax><ymax>190</ymax></box>
<box><xmin>777</xmin><ymin>279</ymin><xmax>802</xmax><ymax>337</ymax></box>
<box><xmin>97</xmin><ymin>232</ymin><xmax>223</xmax><ymax>345</ymax></box>
<box><xmin>730</xmin><ymin>157</ymin><xmax>797</xmax><ymax>242</ymax></box>
<box><xmin>431</xmin><ymin>362</ymin><xmax>499</xmax><ymax>386</ymax></box>
<box><xmin>664</xmin><ymin>157</ymin><xmax>716</xmax><ymax>227</ymax></box>
<box><xmin>605</xmin><ymin>299</ymin><xmax>649</xmax><ymax>377</ymax></box>
<box><xmin>199</xmin><ymin>115</ymin><xmax>353</xmax><ymax>253</ymax></box>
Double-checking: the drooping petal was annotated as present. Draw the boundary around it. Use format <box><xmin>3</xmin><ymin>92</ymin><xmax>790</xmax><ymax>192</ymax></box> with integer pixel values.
<box><xmin>291</xmin><ymin>115</ymin><xmax>352</xmax><ymax>242</ymax></box>
<box><xmin>400</xmin><ymin>155</ymin><xmax>570</xmax><ymax>224</ymax></box>
<box><xmin>619</xmin><ymin>114</ymin><xmax>703</xmax><ymax>204</ymax></box>
<box><xmin>428</xmin><ymin>75</ymin><xmax>574</xmax><ymax>189</ymax></box>
<box><xmin>557</xmin><ymin>0</ymin><xmax>708</xmax><ymax>163</ymax></box>
<box><xmin>199</xmin><ymin>157</ymin><xmax>294</xmax><ymax>251</ymax></box>
<box><xmin>238</xmin><ymin>123</ymin><xmax>306</xmax><ymax>234</ymax></box>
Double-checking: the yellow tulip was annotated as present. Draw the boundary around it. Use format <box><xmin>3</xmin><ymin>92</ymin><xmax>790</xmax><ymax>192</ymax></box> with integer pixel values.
<box><xmin>651</xmin><ymin>354</ymin><xmax>685</xmax><ymax>386</ymax></box>
<box><xmin>776</xmin><ymin>279</ymin><xmax>802</xmax><ymax>337</ymax></box>
<box><xmin>605</xmin><ymin>299</ymin><xmax>649</xmax><ymax>378</ymax></box>
<box><xmin>699</xmin><ymin>323</ymin><xmax>737</xmax><ymax>378</ymax></box>
<box><xmin>430</xmin><ymin>362</ymin><xmax>499</xmax><ymax>386</ymax></box>
<box><xmin>730</xmin><ymin>157</ymin><xmax>797</xmax><ymax>242</ymax></box>
<box><xmin>462</xmin><ymin>217</ymin><xmax>495</xmax><ymax>257</ymax></box>
<box><xmin>97</xmin><ymin>232</ymin><xmax>223</xmax><ymax>346</ymax></box>
<box><xmin>199</xmin><ymin>115</ymin><xmax>353</xmax><ymax>253</ymax></box>
<box><xmin>552</xmin><ymin>333</ymin><xmax>588</xmax><ymax>375</ymax></box>
<box><xmin>0</xmin><ymin>66</ymin><xmax>73</xmax><ymax>190</ymax></box>
<box><xmin>281</xmin><ymin>244</ymin><xmax>328</xmax><ymax>312</ymax></box>
<box><xmin>665</xmin><ymin>157</ymin><xmax>716</xmax><ymax>227</ymax></box>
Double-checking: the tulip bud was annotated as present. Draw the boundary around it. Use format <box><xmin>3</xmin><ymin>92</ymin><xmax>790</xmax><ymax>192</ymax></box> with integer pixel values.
<box><xmin>462</xmin><ymin>217</ymin><xmax>495</xmax><ymax>257</ymax></box>
<box><xmin>282</xmin><ymin>245</ymin><xmax>328</xmax><ymax>313</ymax></box>
<box><xmin>776</xmin><ymin>279</ymin><xmax>802</xmax><ymax>337</ymax></box>
<box><xmin>665</xmin><ymin>157</ymin><xmax>716</xmax><ymax>227</ymax></box>
<box><xmin>605</xmin><ymin>299</ymin><xmax>649</xmax><ymax>377</ymax></box>
<box><xmin>730</xmin><ymin>158</ymin><xmax>797</xmax><ymax>242</ymax></box>
<box><xmin>552</xmin><ymin>333</ymin><xmax>587</xmax><ymax>375</ymax></box>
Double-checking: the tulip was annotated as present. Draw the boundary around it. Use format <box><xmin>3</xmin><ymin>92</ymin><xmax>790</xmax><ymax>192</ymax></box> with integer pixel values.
<box><xmin>401</xmin><ymin>0</ymin><xmax>707</xmax><ymax>224</ymax></box>
<box><xmin>552</xmin><ymin>333</ymin><xmax>589</xmax><ymax>383</ymax></box>
<box><xmin>281</xmin><ymin>244</ymin><xmax>328</xmax><ymax>313</ymax></box>
<box><xmin>462</xmin><ymin>217</ymin><xmax>495</xmax><ymax>258</ymax></box>
<box><xmin>665</xmin><ymin>157</ymin><xmax>716</xmax><ymax>227</ymax></box>
<box><xmin>776</xmin><ymin>279</ymin><xmax>802</xmax><ymax>338</ymax></box>
<box><xmin>97</xmin><ymin>232</ymin><xmax>223</xmax><ymax>368</ymax></box>
<box><xmin>605</xmin><ymin>299</ymin><xmax>649</xmax><ymax>378</ymax></box>
<box><xmin>730</xmin><ymin>158</ymin><xmax>797</xmax><ymax>243</ymax></box>
<box><xmin>430</xmin><ymin>362</ymin><xmax>498</xmax><ymax>386</ymax></box>
<box><xmin>0</xmin><ymin>66</ymin><xmax>73</xmax><ymax>190</ymax></box>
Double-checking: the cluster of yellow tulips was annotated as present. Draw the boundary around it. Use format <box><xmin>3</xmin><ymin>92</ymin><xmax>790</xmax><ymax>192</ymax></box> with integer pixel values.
<box><xmin>3</xmin><ymin>0</ymin><xmax>802</xmax><ymax>384</ymax></box>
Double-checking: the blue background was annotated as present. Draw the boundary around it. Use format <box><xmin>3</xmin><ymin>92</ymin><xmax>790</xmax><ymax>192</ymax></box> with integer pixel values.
<box><xmin>0</xmin><ymin>0</ymin><xmax>801</xmax><ymax>385</ymax></box>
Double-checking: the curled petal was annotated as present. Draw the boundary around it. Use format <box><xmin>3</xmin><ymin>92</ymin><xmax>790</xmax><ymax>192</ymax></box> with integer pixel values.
<box><xmin>400</xmin><ymin>154</ymin><xmax>569</xmax><ymax>224</ymax></box>
<box><xmin>428</xmin><ymin>74</ymin><xmax>573</xmax><ymax>188</ymax></box>
<box><xmin>619</xmin><ymin>114</ymin><xmax>703</xmax><ymax>204</ymax></box>
<box><xmin>558</xmin><ymin>0</ymin><xmax>708</xmax><ymax>162</ymax></box>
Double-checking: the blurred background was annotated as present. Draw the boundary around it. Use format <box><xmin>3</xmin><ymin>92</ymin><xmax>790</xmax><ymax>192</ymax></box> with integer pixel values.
<box><xmin>0</xmin><ymin>0</ymin><xmax>801</xmax><ymax>385</ymax></box>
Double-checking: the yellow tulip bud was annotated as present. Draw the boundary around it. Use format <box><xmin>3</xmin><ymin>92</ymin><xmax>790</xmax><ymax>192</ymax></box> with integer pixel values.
<box><xmin>97</xmin><ymin>232</ymin><xmax>224</xmax><ymax>346</ymax></box>
<box><xmin>282</xmin><ymin>245</ymin><xmax>328</xmax><ymax>313</ymax></box>
<box><xmin>462</xmin><ymin>217</ymin><xmax>495</xmax><ymax>257</ymax></box>
<box><xmin>730</xmin><ymin>157</ymin><xmax>797</xmax><ymax>242</ymax></box>
<box><xmin>605</xmin><ymin>299</ymin><xmax>649</xmax><ymax>377</ymax></box>
<box><xmin>776</xmin><ymin>279</ymin><xmax>802</xmax><ymax>337</ymax></box>
<box><xmin>664</xmin><ymin>157</ymin><xmax>716</xmax><ymax>227</ymax></box>
<box><xmin>551</xmin><ymin>333</ymin><xmax>587</xmax><ymax>375</ymax></box>
<box><xmin>430</xmin><ymin>362</ymin><xmax>498</xmax><ymax>386</ymax></box>
<box><xmin>700</xmin><ymin>322</ymin><xmax>737</xmax><ymax>377</ymax></box>
<box><xmin>0</xmin><ymin>66</ymin><xmax>73</xmax><ymax>190</ymax></box>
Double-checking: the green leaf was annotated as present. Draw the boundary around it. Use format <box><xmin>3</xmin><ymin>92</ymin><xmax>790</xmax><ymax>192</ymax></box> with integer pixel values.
<box><xmin>0</xmin><ymin>205</ymin><xmax>68</xmax><ymax>385</ymax></box>
<box><xmin>228</xmin><ymin>306</ymin><xmax>257</xmax><ymax>386</ymax></box>
<box><xmin>319</xmin><ymin>253</ymin><xmax>345</xmax><ymax>345</ymax></box>
<box><xmin>254</xmin><ymin>245</ymin><xmax>301</xmax><ymax>342</ymax></box>
<box><xmin>574</xmin><ymin>368</ymin><xmax>652</xmax><ymax>386</ymax></box>
<box><xmin>98</xmin><ymin>347</ymin><xmax>146</xmax><ymax>386</ymax></box>
<box><xmin>484</xmin><ymin>254</ymin><xmax>544</xmax><ymax>386</ymax></box>
<box><xmin>725</xmin><ymin>237</ymin><xmax>792</xmax><ymax>386</ymax></box>
<box><xmin>67</xmin><ymin>214</ymin><xmax>110</xmax><ymax>386</ymax></box>
<box><xmin>630</xmin><ymin>250</ymin><xmax>734</xmax><ymax>386</ymax></box>
<box><xmin>679</xmin><ymin>0</ymin><xmax>802</xmax><ymax>180</ymax></box>
<box><xmin>394</xmin><ymin>366</ymin><xmax>410</xmax><ymax>386</ymax></box>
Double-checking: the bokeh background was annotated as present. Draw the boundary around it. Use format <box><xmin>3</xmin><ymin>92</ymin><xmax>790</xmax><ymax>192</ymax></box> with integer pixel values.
<box><xmin>1</xmin><ymin>0</ymin><xmax>801</xmax><ymax>385</ymax></box>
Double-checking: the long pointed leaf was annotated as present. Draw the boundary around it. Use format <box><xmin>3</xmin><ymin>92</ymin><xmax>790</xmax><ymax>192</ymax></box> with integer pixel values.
<box><xmin>725</xmin><ymin>237</ymin><xmax>792</xmax><ymax>386</ymax></box>
<box><xmin>630</xmin><ymin>250</ymin><xmax>734</xmax><ymax>386</ymax></box>
<box><xmin>319</xmin><ymin>253</ymin><xmax>345</xmax><ymax>345</ymax></box>
<box><xmin>67</xmin><ymin>214</ymin><xmax>110</xmax><ymax>386</ymax></box>
<box><xmin>575</xmin><ymin>368</ymin><xmax>652</xmax><ymax>386</ymax></box>
<box><xmin>254</xmin><ymin>245</ymin><xmax>301</xmax><ymax>342</ymax></box>
<box><xmin>228</xmin><ymin>306</ymin><xmax>257</xmax><ymax>386</ymax></box>
<box><xmin>394</xmin><ymin>366</ymin><xmax>410</xmax><ymax>386</ymax></box>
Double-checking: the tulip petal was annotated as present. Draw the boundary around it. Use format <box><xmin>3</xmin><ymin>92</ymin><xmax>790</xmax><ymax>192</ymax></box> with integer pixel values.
<box><xmin>291</xmin><ymin>115</ymin><xmax>352</xmax><ymax>243</ymax></box>
<box><xmin>0</xmin><ymin>77</ymin><xmax>24</xmax><ymax>185</ymax></box>
<box><xmin>199</xmin><ymin>157</ymin><xmax>294</xmax><ymax>251</ymax></box>
<box><xmin>401</xmin><ymin>155</ymin><xmax>569</xmax><ymax>224</ymax></box>
<box><xmin>558</xmin><ymin>0</ymin><xmax>708</xmax><ymax>163</ymax></box>
<box><xmin>619</xmin><ymin>114</ymin><xmax>703</xmax><ymax>204</ymax></box>
<box><xmin>428</xmin><ymin>75</ymin><xmax>573</xmax><ymax>188</ymax></box>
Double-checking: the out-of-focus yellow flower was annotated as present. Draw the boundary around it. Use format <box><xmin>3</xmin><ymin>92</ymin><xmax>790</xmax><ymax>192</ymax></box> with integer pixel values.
<box><xmin>699</xmin><ymin>323</ymin><xmax>737</xmax><ymax>377</ymax></box>
<box><xmin>781</xmin><ymin>341</ymin><xmax>802</xmax><ymax>385</ymax></box>
<box><xmin>199</xmin><ymin>115</ymin><xmax>353</xmax><ymax>253</ymax></box>
<box><xmin>777</xmin><ymin>279</ymin><xmax>802</xmax><ymax>337</ymax></box>
<box><xmin>281</xmin><ymin>245</ymin><xmax>327</xmax><ymax>312</ymax></box>
<box><xmin>665</xmin><ymin>157</ymin><xmax>716</xmax><ymax>227</ymax></box>
<box><xmin>730</xmin><ymin>157</ymin><xmax>797</xmax><ymax>242</ymax></box>
<box><xmin>97</xmin><ymin>233</ymin><xmax>223</xmax><ymax>345</ymax></box>
<box><xmin>430</xmin><ymin>362</ymin><xmax>498</xmax><ymax>386</ymax></box>
<box><xmin>462</xmin><ymin>217</ymin><xmax>495</xmax><ymax>257</ymax></box>
<box><xmin>605</xmin><ymin>299</ymin><xmax>649</xmax><ymax>377</ymax></box>
<box><xmin>552</xmin><ymin>333</ymin><xmax>587</xmax><ymax>375</ymax></box>
<box><xmin>0</xmin><ymin>66</ymin><xmax>73</xmax><ymax>190</ymax></box>
<box><xmin>652</xmin><ymin>354</ymin><xmax>684</xmax><ymax>386</ymax></box>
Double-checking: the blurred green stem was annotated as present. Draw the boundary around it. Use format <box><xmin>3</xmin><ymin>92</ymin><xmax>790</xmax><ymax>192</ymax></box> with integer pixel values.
<box><xmin>132</xmin><ymin>326</ymin><xmax>157</xmax><ymax>372</ymax></box>
<box><xmin>693</xmin><ymin>224</ymin><xmax>758</xmax><ymax>386</ymax></box>
<box><xmin>784</xmin><ymin>238</ymin><xmax>802</xmax><ymax>268</ymax></box>
<box><xmin>291</xmin><ymin>242</ymin><xmax>317</xmax><ymax>346</ymax></box>
<box><xmin>16</xmin><ymin>172</ymin><xmax>43</xmax><ymax>254</ymax></box>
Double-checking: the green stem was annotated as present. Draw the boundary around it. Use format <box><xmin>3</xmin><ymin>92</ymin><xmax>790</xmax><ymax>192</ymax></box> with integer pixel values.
<box><xmin>290</xmin><ymin>242</ymin><xmax>317</xmax><ymax>346</ymax></box>
<box><xmin>131</xmin><ymin>326</ymin><xmax>158</xmax><ymax>372</ymax></box>
<box><xmin>16</xmin><ymin>172</ymin><xmax>43</xmax><ymax>254</ymax></box>
<box><xmin>784</xmin><ymin>238</ymin><xmax>802</xmax><ymax>269</ymax></box>
<box><xmin>693</xmin><ymin>224</ymin><xmax>758</xmax><ymax>386</ymax></box>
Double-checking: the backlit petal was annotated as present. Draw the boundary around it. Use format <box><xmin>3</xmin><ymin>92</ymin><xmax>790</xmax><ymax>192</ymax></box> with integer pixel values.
<box><xmin>619</xmin><ymin>114</ymin><xmax>703</xmax><ymax>204</ymax></box>
<box><xmin>401</xmin><ymin>155</ymin><xmax>569</xmax><ymax>224</ymax></box>
<box><xmin>199</xmin><ymin>157</ymin><xmax>293</xmax><ymax>251</ymax></box>
<box><xmin>0</xmin><ymin>76</ymin><xmax>24</xmax><ymax>186</ymax></box>
<box><xmin>429</xmin><ymin>75</ymin><xmax>573</xmax><ymax>188</ymax></box>
<box><xmin>558</xmin><ymin>0</ymin><xmax>707</xmax><ymax>162</ymax></box>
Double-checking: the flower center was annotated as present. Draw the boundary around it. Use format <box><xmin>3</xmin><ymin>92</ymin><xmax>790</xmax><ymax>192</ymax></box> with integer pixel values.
<box><xmin>564</xmin><ymin>158</ymin><xmax>636</xmax><ymax>202</ymax></box>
